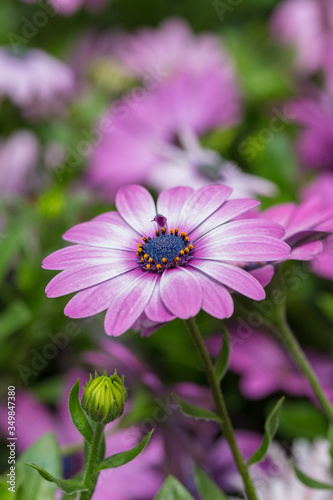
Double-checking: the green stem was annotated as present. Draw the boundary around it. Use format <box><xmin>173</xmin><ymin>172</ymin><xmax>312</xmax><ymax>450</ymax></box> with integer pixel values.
<box><xmin>80</xmin><ymin>422</ymin><xmax>105</xmax><ymax>500</ymax></box>
<box><xmin>266</xmin><ymin>315</ymin><xmax>333</xmax><ymax>423</ymax></box>
<box><xmin>184</xmin><ymin>318</ymin><xmax>259</xmax><ymax>500</ymax></box>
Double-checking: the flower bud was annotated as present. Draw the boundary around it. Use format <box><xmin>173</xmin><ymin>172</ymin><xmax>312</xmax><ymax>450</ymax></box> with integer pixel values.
<box><xmin>81</xmin><ymin>370</ymin><xmax>127</xmax><ymax>424</ymax></box>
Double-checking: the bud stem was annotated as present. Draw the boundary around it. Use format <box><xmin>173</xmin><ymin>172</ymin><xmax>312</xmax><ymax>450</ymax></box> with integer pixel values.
<box><xmin>184</xmin><ymin>317</ymin><xmax>259</xmax><ymax>500</ymax></box>
<box><xmin>80</xmin><ymin>422</ymin><xmax>105</xmax><ymax>500</ymax></box>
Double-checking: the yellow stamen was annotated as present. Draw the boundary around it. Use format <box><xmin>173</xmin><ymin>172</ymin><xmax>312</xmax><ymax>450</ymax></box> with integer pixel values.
<box><xmin>144</xmin><ymin>254</ymin><xmax>149</xmax><ymax>259</ymax></box>
<box><xmin>146</xmin><ymin>264</ymin><xmax>151</xmax><ymax>270</ymax></box>
<box><xmin>156</xmin><ymin>230</ymin><xmax>160</xmax><ymax>236</ymax></box>
<box><xmin>188</xmin><ymin>244</ymin><xmax>194</xmax><ymax>250</ymax></box>
<box><xmin>162</xmin><ymin>258</ymin><xmax>167</xmax><ymax>264</ymax></box>
<box><xmin>170</xmin><ymin>229</ymin><xmax>174</xmax><ymax>235</ymax></box>
<box><xmin>184</xmin><ymin>236</ymin><xmax>189</xmax><ymax>242</ymax></box>
<box><xmin>156</xmin><ymin>264</ymin><xmax>162</xmax><ymax>271</ymax></box>
<box><xmin>161</xmin><ymin>227</ymin><xmax>166</xmax><ymax>234</ymax></box>
<box><xmin>142</xmin><ymin>237</ymin><xmax>147</xmax><ymax>243</ymax></box>
<box><xmin>174</xmin><ymin>257</ymin><xmax>180</xmax><ymax>263</ymax></box>
<box><xmin>141</xmin><ymin>257</ymin><xmax>145</xmax><ymax>263</ymax></box>
<box><xmin>179</xmin><ymin>250</ymin><xmax>184</xmax><ymax>256</ymax></box>
<box><xmin>148</xmin><ymin>257</ymin><xmax>153</xmax><ymax>263</ymax></box>
<box><xmin>175</xmin><ymin>228</ymin><xmax>179</xmax><ymax>235</ymax></box>
<box><xmin>184</xmin><ymin>247</ymin><xmax>189</xmax><ymax>253</ymax></box>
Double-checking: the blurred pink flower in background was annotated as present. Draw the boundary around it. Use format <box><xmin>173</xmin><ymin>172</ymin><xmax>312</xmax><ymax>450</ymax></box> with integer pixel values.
<box><xmin>22</xmin><ymin>0</ymin><xmax>107</xmax><ymax>16</ymax></box>
<box><xmin>0</xmin><ymin>48</ymin><xmax>74</xmax><ymax>116</ymax></box>
<box><xmin>271</xmin><ymin>0</ymin><xmax>333</xmax><ymax>90</ymax></box>
<box><xmin>302</xmin><ymin>174</ymin><xmax>333</xmax><ymax>280</ymax></box>
<box><xmin>0</xmin><ymin>130</ymin><xmax>39</xmax><ymax>199</ymax></box>
<box><xmin>209</xmin><ymin>331</ymin><xmax>333</xmax><ymax>402</ymax></box>
<box><xmin>86</xmin><ymin>19</ymin><xmax>276</xmax><ymax>200</ymax></box>
<box><xmin>288</xmin><ymin>94</ymin><xmax>333</xmax><ymax>172</ymax></box>
<box><xmin>109</xmin><ymin>18</ymin><xmax>235</xmax><ymax>79</ymax></box>
<box><xmin>42</xmin><ymin>184</ymin><xmax>290</xmax><ymax>336</ymax></box>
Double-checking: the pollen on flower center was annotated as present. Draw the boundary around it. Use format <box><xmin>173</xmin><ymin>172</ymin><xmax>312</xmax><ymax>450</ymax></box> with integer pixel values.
<box><xmin>137</xmin><ymin>225</ymin><xmax>194</xmax><ymax>273</ymax></box>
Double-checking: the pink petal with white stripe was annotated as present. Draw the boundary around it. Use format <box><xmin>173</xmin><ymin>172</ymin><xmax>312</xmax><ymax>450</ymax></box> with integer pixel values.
<box><xmin>144</xmin><ymin>275</ymin><xmax>175</xmax><ymax>322</ymax></box>
<box><xmin>64</xmin><ymin>269</ymin><xmax>143</xmax><ymax>318</ymax></box>
<box><xmin>189</xmin><ymin>261</ymin><xmax>265</xmax><ymax>300</ymax></box>
<box><xmin>115</xmin><ymin>185</ymin><xmax>157</xmax><ymax>237</ymax></box>
<box><xmin>105</xmin><ymin>272</ymin><xmax>157</xmax><ymax>336</ymax></box>
<box><xmin>190</xmin><ymin>267</ymin><xmax>234</xmax><ymax>319</ymax></box>
<box><xmin>190</xmin><ymin>199</ymin><xmax>260</xmax><ymax>240</ymax></box>
<box><xmin>195</xmin><ymin>234</ymin><xmax>290</xmax><ymax>262</ymax></box>
<box><xmin>160</xmin><ymin>267</ymin><xmax>202</xmax><ymax>319</ymax></box>
<box><xmin>178</xmin><ymin>184</ymin><xmax>232</xmax><ymax>234</ymax></box>
<box><xmin>42</xmin><ymin>245</ymin><xmax>133</xmax><ymax>270</ymax></box>
<box><xmin>204</xmin><ymin>219</ymin><xmax>285</xmax><ymax>241</ymax></box>
<box><xmin>45</xmin><ymin>262</ymin><xmax>137</xmax><ymax>298</ymax></box>
<box><xmin>63</xmin><ymin>221</ymin><xmax>138</xmax><ymax>250</ymax></box>
<box><xmin>156</xmin><ymin>186</ymin><xmax>194</xmax><ymax>229</ymax></box>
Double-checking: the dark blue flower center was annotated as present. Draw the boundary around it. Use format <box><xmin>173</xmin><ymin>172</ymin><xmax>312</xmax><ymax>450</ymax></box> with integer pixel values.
<box><xmin>137</xmin><ymin>227</ymin><xmax>194</xmax><ymax>273</ymax></box>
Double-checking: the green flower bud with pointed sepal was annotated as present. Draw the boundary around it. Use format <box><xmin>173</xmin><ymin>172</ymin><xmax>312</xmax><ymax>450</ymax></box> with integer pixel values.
<box><xmin>81</xmin><ymin>370</ymin><xmax>127</xmax><ymax>424</ymax></box>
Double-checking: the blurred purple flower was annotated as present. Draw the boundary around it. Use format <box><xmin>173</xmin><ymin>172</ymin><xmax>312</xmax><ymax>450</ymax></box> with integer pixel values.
<box><xmin>0</xmin><ymin>48</ymin><xmax>74</xmax><ymax>116</ymax></box>
<box><xmin>109</xmin><ymin>18</ymin><xmax>236</xmax><ymax>80</ymax></box>
<box><xmin>86</xmin><ymin>19</ymin><xmax>276</xmax><ymax>200</ymax></box>
<box><xmin>288</xmin><ymin>94</ymin><xmax>333</xmax><ymax>171</ymax></box>
<box><xmin>0</xmin><ymin>130</ymin><xmax>39</xmax><ymax>198</ymax></box>
<box><xmin>42</xmin><ymin>184</ymin><xmax>289</xmax><ymax>336</ymax></box>
<box><xmin>21</xmin><ymin>0</ymin><xmax>107</xmax><ymax>16</ymax></box>
<box><xmin>209</xmin><ymin>330</ymin><xmax>333</xmax><ymax>402</ymax></box>
<box><xmin>302</xmin><ymin>174</ymin><xmax>333</xmax><ymax>280</ymax></box>
<box><xmin>271</xmin><ymin>0</ymin><xmax>333</xmax><ymax>90</ymax></box>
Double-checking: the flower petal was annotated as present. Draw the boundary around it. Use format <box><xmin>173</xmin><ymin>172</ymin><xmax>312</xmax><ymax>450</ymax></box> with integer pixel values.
<box><xmin>250</xmin><ymin>265</ymin><xmax>275</xmax><ymax>287</ymax></box>
<box><xmin>202</xmin><ymin>219</ymin><xmax>285</xmax><ymax>241</ymax></box>
<box><xmin>291</xmin><ymin>241</ymin><xmax>323</xmax><ymax>260</ymax></box>
<box><xmin>64</xmin><ymin>269</ymin><xmax>143</xmax><ymax>318</ymax></box>
<box><xmin>190</xmin><ymin>199</ymin><xmax>260</xmax><ymax>240</ymax></box>
<box><xmin>42</xmin><ymin>245</ymin><xmax>134</xmax><ymax>270</ymax></box>
<box><xmin>178</xmin><ymin>184</ymin><xmax>232</xmax><ymax>234</ymax></box>
<box><xmin>115</xmin><ymin>184</ymin><xmax>157</xmax><ymax>237</ymax></box>
<box><xmin>190</xmin><ymin>267</ymin><xmax>234</xmax><ymax>319</ymax></box>
<box><xmin>45</xmin><ymin>262</ymin><xmax>137</xmax><ymax>298</ymax></box>
<box><xmin>160</xmin><ymin>267</ymin><xmax>202</xmax><ymax>319</ymax></box>
<box><xmin>156</xmin><ymin>186</ymin><xmax>194</xmax><ymax>229</ymax></box>
<box><xmin>63</xmin><ymin>221</ymin><xmax>138</xmax><ymax>250</ymax></box>
<box><xmin>144</xmin><ymin>275</ymin><xmax>176</xmax><ymax>323</ymax></box>
<box><xmin>104</xmin><ymin>272</ymin><xmax>157</xmax><ymax>336</ymax></box>
<box><xmin>189</xmin><ymin>261</ymin><xmax>265</xmax><ymax>300</ymax></box>
<box><xmin>195</xmin><ymin>235</ymin><xmax>290</xmax><ymax>262</ymax></box>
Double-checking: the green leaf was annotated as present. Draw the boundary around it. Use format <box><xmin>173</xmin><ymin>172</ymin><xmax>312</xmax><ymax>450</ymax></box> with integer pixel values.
<box><xmin>172</xmin><ymin>393</ymin><xmax>220</xmax><ymax>422</ymax></box>
<box><xmin>194</xmin><ymin>465</ymin><xmax>228</xmax><ymax>500</ymax></box>
<box><xmin>68</xmin><ymin>379</ymin><xmax>93</xmax><ymax>443</ymax></box>
<box><xmin>248</xmin><ymin>397</ymin><xmax>284</xmax><ymax>466</ymax></box>
<box><xmin>98</xmin><ymin>430</ymin><xmax>153</xmax><ymax>471</ymax></box>
<box><xmin>214</xmin><ymin>327</ymin><xmax>231</xmax><ymax>382</ymax></box>
<box><xmin>279</xmin><ymin>401</ymin><xmax>328</xmax><ymax>440</ymax></box>
<box><xmin>154</xmin><ymin>476</ymin><xmax>195</xmax><ymax>500</ymax></box>
<box><xmin>25</xmin><ymin>464</ymin><xmax>87</xmax><ymax>494</ymax></box>
<box><xmin>0</xmin><ymin>481</ymin><xmax>11</xmax><ymax>500</ymax></box>
<box><xmin>17</xmin><ymin>433</ymin><xmax>62</xmax><ymax>500</ymax></box>
<box><xmin>293</xmin><ymin>463</ymin><xmax>333</xmax><ymax>490</ymax></box>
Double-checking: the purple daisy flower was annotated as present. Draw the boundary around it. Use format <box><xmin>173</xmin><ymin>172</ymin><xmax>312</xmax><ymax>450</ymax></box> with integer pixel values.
<box><xmin>43</xmin><ymin>184</ymin><xmax>290</xmax><ymax>336</ymax></box>
<box><xmin>0</xmin><ymin>47</ymin><xmax>74</xmax><ymax>116</ymax></box>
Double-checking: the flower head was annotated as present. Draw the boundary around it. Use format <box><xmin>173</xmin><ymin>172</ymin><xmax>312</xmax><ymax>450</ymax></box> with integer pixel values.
<box><xmin>0</xmin><ymin>47</ymin><xmax>74</xmax><ymax>116</ymax></box>
<box><xmin>81</xmin><ymin>371</ymin><xmax>127</xmax><ymax>424</ymax></box>
<box><xmin>43</xmin><ymin>184</ymin><xmax>290</xmax><ymax>336</ymax></box>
